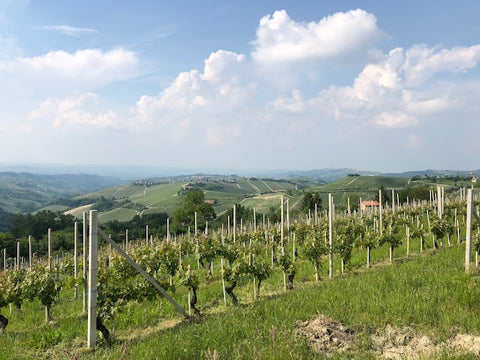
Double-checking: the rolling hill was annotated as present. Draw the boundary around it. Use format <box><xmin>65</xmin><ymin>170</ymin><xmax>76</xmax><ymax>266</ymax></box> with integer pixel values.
<box><xmin>63</xmin><ymin>176</ymin><xmax>318</xmax><ymax>223</ymax></box>
<box><xmin>0</xmin><ymin>172</ymin><xmax>122</xmax><ymax>213</ymax></box>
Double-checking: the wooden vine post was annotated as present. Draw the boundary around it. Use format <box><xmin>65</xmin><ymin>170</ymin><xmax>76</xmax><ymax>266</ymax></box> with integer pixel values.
<box><xmin>286</xmin><ymin>199</ymin><xmax>290</xmax><ymax>231</ymax></box>
<box><xmin>379</xmin><ymin>190</ymin><xmax>383</xmax><ymax>236</ymax></box>
<box><xmin>83</xmin><ymin>212</ymin><xmax>88</xmax><ymax>314</ymax></box>
<box><xmin>28</xmin><ymin>235</ymin><xmax>32</xmax><ymax>270</ymax></box>
<box><xmin>146</xmin><ymin>225</ymin><xmax>149</xmax><ymax>245</ymax></box>
<box><xmin>406</xmin><ymin>226</ymin><xmax>410</xmax><ymax>257</ymax></box>
<box><xmin>437</xmin><ymin>186</ymin><xmax>443</xmax><ymax>219</ymax></box>
<box><xmin>328</xmin><ymin>193</ymin><xmax>333</xmax><ymax>279</ymax></box>
<box><xmin>233</xmin><ymin>205</ymin><xmax>236</xmax><ymax>244</ymax></box>
<box><xmin>87</xmin><ymin>210</ymin><xmax>98</xmax><ymax>350</ymax></box>
<box><xmin>281</xmin><ymin>196</ymin><xmax>286</xmax><ymax>291</ymax></box>
<box><xmin>48</xmin><ymin>227</ymin><xmax>52</xmax><ymax>270</ymax></box>
<box><xmin>166</xmin><ymin>218</ymin><xmax>170</xmax><ymax>242</ymax></box>
<box><xmin>465</xmin><ymin>188</ymin><xmax>473</xmax><ymax>273</ymax></box>
<box><xmin>16</xmin><ymin>241</ymin><xmax>20</xmax><ymax>270</ymax></box>
<box><xmin>74</xmin><ymin>222</ymin><xmax>78</xmax><ymax>299</ymax></box>
<box><xmin>391</xmin><ymin>189</ymin><xmax>395</xmax><ymax>214</ymax></box>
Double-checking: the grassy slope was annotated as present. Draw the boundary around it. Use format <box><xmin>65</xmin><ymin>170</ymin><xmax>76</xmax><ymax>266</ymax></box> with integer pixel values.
<box><xmin>308</xmin><ymin>176</ymin><xmax>411</xmax><ymax>208</ymax></box>
<box><xmin>0</xmin><ymin>172</ymin><xmax>120</xmax><ymax>213</ymax></box>
<box><xmin>67</xmin><ymin>179</ymin><xmax>300</xmax><ymax>222</ymax></box>
<box><xmin>2</xmin><ymin>241</ymin><xmax>480</xmax><ymax>360</ymax></box>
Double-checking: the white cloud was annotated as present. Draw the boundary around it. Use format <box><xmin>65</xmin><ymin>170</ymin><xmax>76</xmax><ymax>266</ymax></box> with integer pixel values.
<box><xmin>252</xmin><ymin>9</ymin><xmax>383</xmax><ymax>63</ymax></box>
<box><xmin>40</xmin><ymin>25</ymin><xmax>97</xmax><ymax>36</ymax></box>
<box><xmin>403</xmin><ymin>44</ymin><xmax>480</xmax><ymax>86</ymax></box>
<box><xmin>308</xmin><ymin>44</ymin><xmax>477</xmax><ymax>129</ymax></box>
<box><xmin>202</xmin><ymin>50</ymin><xmax>245</xmax><ymax>82</ymax></box>
<box><xmin>133</xmin><ymin>50</ymin><xmax>252</xmax><ymax>134</ymax></box>
<box><xmin>372</xmin><ymin>111</ymin><xmax>417</xmax><ymax>128</ymax></box>
<box><xmin>27</xmin><ymin>93</ymin><xmax>121</xmax><ymax>129</ymax></box>
<box><xmin>0</xmin><ymin>48</ymin><xmax>140</xmax><ymax>96</ymax></box>
<box><xmin>207</xmin><ymin>126</ymin><xmax>241</xmax><ymax>145</ymax></box>
<box><xmin>267</xmin><ymin>89</ymin><xmax>305</xmax><ymax>113</ymax></box>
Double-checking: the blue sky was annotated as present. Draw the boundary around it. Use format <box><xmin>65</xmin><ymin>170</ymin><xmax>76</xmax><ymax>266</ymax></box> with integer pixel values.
<box><xmin>1</xmin><ymin>0</ymin><xmax>479</xmax><ymax>173</ymax></box>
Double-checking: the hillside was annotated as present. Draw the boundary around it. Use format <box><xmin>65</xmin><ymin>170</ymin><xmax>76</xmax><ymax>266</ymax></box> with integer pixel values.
<box><xmin>0</xmin><ymin>172</ymin><xmax>122</xmax><ymax>213</ymax></box>
<box><xmin>304</xmin><ymin>175</ymin><xmax>410</xmax><ymax>209</ymax></box>
<box><xmin>64</xmin><ymin>176</ymin><xmax>315</xmax><ymax>223</ymax></box>
<box><xmin>55</xmin><ymin>173</ymin><xmax>477</xmax><ymax>223</ymax></box>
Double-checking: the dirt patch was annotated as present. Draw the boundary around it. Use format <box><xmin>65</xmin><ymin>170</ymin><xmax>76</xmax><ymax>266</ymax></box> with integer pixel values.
<box><xmin>373</xmin><ymin>325</ymin><xmax>480</xmax><ymax>359</ymax></box>
<box><xmin>297</xmin><ymin>315</ymin><xmax>480</xmax><ymax>359</ymax></box>
<box><xmin>372</xmin><ymin>324</ymin><xmax>437</xmax><ymax>359</ymax></box>
<box><xmin>446</xmin><ymin>334</ymin><xmax>480</xmax><ymax>355</ymax></box>
<box><xmin>296</xmin><ymin>314</ymin><xmax>354</xmax><ymax>356</ymax></box>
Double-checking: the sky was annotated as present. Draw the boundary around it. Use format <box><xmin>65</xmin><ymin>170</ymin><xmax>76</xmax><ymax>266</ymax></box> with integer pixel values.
<box><xmin>1</xmin><ymin>0</ymin><xmax>479</xmax><ymax>173</ymax></box>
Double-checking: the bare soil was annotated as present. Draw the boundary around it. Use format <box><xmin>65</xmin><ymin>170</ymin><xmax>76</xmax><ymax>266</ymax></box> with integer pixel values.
<box><xmin>296</xmin><ymin>314</ymin><xmax>480</xmax><ymax>359</ymax></box>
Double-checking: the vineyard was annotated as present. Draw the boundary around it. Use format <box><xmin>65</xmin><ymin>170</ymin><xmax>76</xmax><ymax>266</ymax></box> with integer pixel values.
<box><xmin>0</xmin><ymin>186</ymin><xmax>480</xmax><ymax>359</ymax></box>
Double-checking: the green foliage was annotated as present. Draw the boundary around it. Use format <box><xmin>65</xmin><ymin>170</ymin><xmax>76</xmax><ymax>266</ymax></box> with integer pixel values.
<box><xmin>279</xmin><ymin>255</ymin><xmax>296</xmax><ymax>277</ymax></box>
<box><xmin>398</xmin><ymin>184</ymin><xmax>432</xmax><ymax>203</ymax></box>
<box><xmin>180</xmin><ymin>267</ymin><xmax>200</xmax><ymax>291</ymax></box>
<box><xmin>431</xmin><ymin>218</ymin><xmax>454</xmax><ymax>240</ymax></box>
<box><xmin>0</xmin><ymin>208</ymin><xmax>15</xmax><ymax>232</ymax></box>
<box><xmin>172</xmin><ymin>190</ymin><xmax>216</xmax><ymax>234</ymax></box>
<box><xmin>11</xmin><ymin>210</ymin><xmax>75</xmax><ymax>240</ymax></box>
<box><xmin>219</xmin><ymin>241</ymin><xmax>240</xmax><ymax>266</ymax></box>
<box><xmin>303</xmin><ymin>229</ymin><xmax>328</xmax><ymax>269</ymax></box>
<box><xmin>158</xmin><ymin>242</ymin><xmax>180</xmax><ymax>278</ymax></box>
<box><xmin>301</xmin><ymin>191</ymin><xmax>322</xmax><ymax>212</ymax></box>
<box><xmin>293</xmin><ymin>222</ymin><xmax>310</xmax><ymax>245</ymax></box>
<box><xmin>379</xmin><ymin>233</ymin><xmax>402</xmax><ymax>249</ymax></box>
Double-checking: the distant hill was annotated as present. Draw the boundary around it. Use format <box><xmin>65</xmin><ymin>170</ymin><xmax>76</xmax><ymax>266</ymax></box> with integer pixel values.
<box><xmin>0</xmin><ymin>172</ymin><xmax>122</xmax><ymax>213</ymax></box>
<box><xmin>61</xmin><ymin>176</ymin><xmax>323</xmax><ymax>223</ymax></box>
<box><xmin>259</xmin><ymin>168</ymin><xmax>480</xmax><ymax>182</ymax></box>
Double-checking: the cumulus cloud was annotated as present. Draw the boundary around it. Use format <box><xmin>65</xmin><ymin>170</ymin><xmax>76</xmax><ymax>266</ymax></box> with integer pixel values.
<box><xmin>307</xmin><ymin>44</ymin><xmax>480</xmax><ymax>129</ymax></box>
<box><xmin>403</xmin><ymin>44</ymin><xmax>480</xmax><ymax>86</ymax></box>
<box><xmin>40</xmin><ymin>25</ymin><xmax>97</xmax><ymax>36</ymax></box>
<box><xmin>27</xmin><ymin>93</ymin><xmax>121</xmax><ymax>129</ymax></box>
<box><xmin>0</xmin><ymin>48</ymin><xmax>140</xmax><ymax>95</ymax></box>
<box><xmin>133</xmin><ymin>50</ymin><xmax>252</xmax><ymax>133</ymax></box>
<box><xmin>252</xmin><ymin>9</ymin><xmax>383</xmax><ymax>63</ymax></box>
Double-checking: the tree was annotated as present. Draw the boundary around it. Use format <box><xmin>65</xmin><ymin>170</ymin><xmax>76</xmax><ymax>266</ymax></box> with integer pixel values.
<box><xmin>171</xmin><ymin>190</ymin><xmax>216</xmax><ymax>234</ymax></box>
<box><xmin>301</xmin><ymin>191</ymin><xmax>322</xmax><ymax>213</ymax></box>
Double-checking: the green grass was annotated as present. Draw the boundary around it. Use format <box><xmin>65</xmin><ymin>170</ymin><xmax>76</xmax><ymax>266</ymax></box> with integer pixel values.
<box><xmin>1</xmin><ymin>242</ymin><xmax>479</xmax><ymax>359</ymax></box>
<box><xmin>98</xmin><ymin>208</ymin><xmax>139</xmax><ymax>223</ymax></box>
<box><xmin>62</xmin><ymin>176</ymin><xmax>427</xmax><ymax>224</ymax></box>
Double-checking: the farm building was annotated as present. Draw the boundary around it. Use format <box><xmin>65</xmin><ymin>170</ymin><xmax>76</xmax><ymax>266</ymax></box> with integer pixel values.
<box><xmin>360</xmin><ymin>200</ymin><xmax>380</xmax><ymax>212</ymax></box>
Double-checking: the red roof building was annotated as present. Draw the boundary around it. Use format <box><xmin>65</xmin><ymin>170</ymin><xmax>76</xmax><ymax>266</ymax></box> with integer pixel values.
<box><xmin>360</xmin><ymin>200</ymin><xmax>380</xmax><ymax>211</ymax></box>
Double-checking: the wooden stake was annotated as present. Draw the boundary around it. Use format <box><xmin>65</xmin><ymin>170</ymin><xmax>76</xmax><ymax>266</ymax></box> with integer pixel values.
<box><xmin>328</xmin><ymin>193</ymin><xmax>333</xmax><ymax>279</ymax></box>
<box><xmin>379</xmin><ymin>190</ymin><xmax>383</xmax><ymax>236</ymax></box>
<box><xmin>83</xmin><ymin>212</ymin><xmax>88</xmax><ymax>314</ymax></box>
<box><xmin>28</xmin><ymin>235</ymin><xmax>32</xmax><ymax>270</ymax></box>
<box><xmin>233</xmin><ymin>205</ymin><xmax>236</xmax><ymax>244</ymax></box>
<box><xmin>87</xmin><ymin>210</ymin><xmax>98</xmax><ymax>350</ymax></box>
<box><xmin>48</xmin><ymin>228</ymin><xmax>52</xmax><ymax>271</ymax></box>
<box><xmin>74</xmin><ymin>222</ymin><xmax>78</xmax><ymax>299</ymax></box>
<box><xmin>466</xmin><ymin>188</ymin><xmax>473</xmax><ymax>273</ymax></box>
<box><xmin>16</xmin><ymin>241</ymin><xmax>20</xmax><ymax>270</ymax></box>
